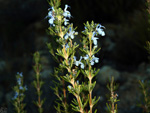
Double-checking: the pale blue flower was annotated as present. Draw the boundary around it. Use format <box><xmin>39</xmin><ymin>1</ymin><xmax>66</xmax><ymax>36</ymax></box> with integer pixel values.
<box><xmin>48</xmin><ymin>11</ymin><xmax>53</xmax><ymax>17</ymax></box>
<box><xmin>91</xmin><ymin>35</ymin><xmax>98</xmax><ymax>46</ymax></box>
<box><xmin>75</xmin><ymin>61</ymin><xmax>80</xmax><ymax>66</ymax></box>
<box><xmin>68</xmin><ymin>85</ymin><xmax>72</xmax><ymax>89</ymax></box>
<box><xmin>64</xmin><ymin>18</ymin><xmax>69</xmax><ymax>26</ymax></box>
<box><xmin>84</xmin><ymin>54</ymin><xmax>89</xmax><ymax>60</ymax></box>
<box><xmin>92</xmin><ymin>55</ymin><xmax>99</xmax><ymax>63</ymax></box>
<box><xmin>90</xmin><ymin>55</ymin><xmax>99</xmax><ymax>65</ymax></box>
<box><xmin>64</xmin><ymin>27</ymin><xmax>76</xmax><ymax>39</ymax></box>
<box><xmin>74</xmin><ymin>56</ymin><xmax>80</xmax><ymax>66</ymax></box>
<box><xmin>74</xmin><ymin>56</ymin><xmax>84</xmax><ymax>69</ymax></box>
<box><xmin>96</xmin><ymin>24</ymin><xmax>105</xmax><ymax>36</ymax></box>
<box><xmin>47</xmin><ymin>7</ymin><xmax>55</xmax><ymax>17</ymax></box>
<box><xmin>63</xmin><ymin>5</ymin><xmax>71</xmax><ymax>18</ymax></box>
<box><xmin>80</xmin><ymin>62</ymin><xmax>84</xmax><ymax>69</ymax></box>
<box><xmin>19</xmin><ymin>72</ymin><xmax>23</xmax><ymax>77</ymax></box>
<box><xmin>46</xmin><ymin>7</ymin><xmax>55</xmax><ymax>26</ymax></box>
<box><xmin>13</xmin><ymin>92</ymin><xmax>18</xmax><ymax>100</ymax></box>
<box><xmin>116</xmin><ymin>94</ymin><xmax>119</xmax><ymax>97</ymax></box>
<box><xmin>73</xmin><ymin>56</ymin><xmax>77</xmax><ymax>61</ymax></box>
<box><xmin>64</xmin><ymin>33</ymin><xmax>69</xmax><ymax>39</ymax></box>
<box><xmin>94</xmin><ymin>58</ymin><xmax>99</xmax><ymax>63</ymax></box>
<box><xmin>64</xmin><ymin>5</ymin><xmax>70</xmax><ymax>11</ymax></box>
<box><xmin>46</xmin><ymin>7</ymin><xmax>54</xmax><ymax>19</ymax></box>
<box><xmin>19</xmin><ymin>86</ymin><xmax>24</xmax><ymax>90</ymax></box>
<box><xmin>17</xmin><ymin>78</ymin><xmax>21</xmax><ymax>85</ymax></box>
<box><xmin>90</xmin><ymin>60</ymin><xmax>94</xmax><ymax>66</ymax></box>
<box><xmin>17</xmin><ymin>72</ymin><xmax>23</xmax><ymax>77</ymax></box>
<box><xmin>68</xmin><ymin>27</ymin><xmax>75</xmax><ymax>39</ymax></box>
<box><xmin>48</xmin><ymin>16</ymin><xmax>55</xmax><ymax>26</ymax></box>
<box><xmin>76</xmin><ymin>80</ymin><xmax>79</xmax><ymax>84</ymax></box>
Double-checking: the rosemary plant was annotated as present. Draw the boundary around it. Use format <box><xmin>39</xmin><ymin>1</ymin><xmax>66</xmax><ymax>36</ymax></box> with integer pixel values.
<box><xmin>138</xmin><ymin>80</ymin><xmax>150</xmax><ymax>113</ymax></box>
<box><xmin>106</xmin><ymin>76</ymin><xmax>119</xmax><ymax>113</ymax></box>
<box><xmin>79</xmin><ymin>21</ymin><xmax>105</xmax><ymax>113</ymax></box>
<box><xmin>46</xmin><ymin>0</ymin><xmax>77</xmax><ymax>112</ymax></box>
<box><xmin>32</xmin><ymin>52</ymin><xmax>45</xmax><ymax>113</ymax></box>
<box><xmin>138</xmin><ymin>1</ymin><xmax>150</xmax><ymax>112</ymax></box>
<box><xmin>12</xmin><ymin>72</ymin><xmax>27</xmax><ymax>113</ymax></box>
<box><xmin>46</xmin><ymin>0</ymin><xmax>105</xmax><ymax>112</ymax></box>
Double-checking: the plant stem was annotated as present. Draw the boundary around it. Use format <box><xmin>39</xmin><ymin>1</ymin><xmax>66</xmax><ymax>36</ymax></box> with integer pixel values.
<box><xmin>62</xmin><ymin>79</ymin><xmax>67</xmax><ymax>105</ymax></box>
<box><xmin>57</xmin><ymin>20</ymin><xmax>68</xmax><ymax>112</ymax></box>
<box><xmin>71</xmin><ymin>79</ymin><xmax>84</xmax><ymax>113</ymax></box>
<box><xmin>36</xmin><ymin>65</ymin><xmax>42</xmax><ymax>113</ymax></box>
<box><xmin>110</xmin><ymin>77</ymin><xmax>114</xmax><ymax>113</ymax></box>
<box><xmin>89</xmin><ymin>32</ymin><xmax>93</xmax><ymax>113</ymax></box>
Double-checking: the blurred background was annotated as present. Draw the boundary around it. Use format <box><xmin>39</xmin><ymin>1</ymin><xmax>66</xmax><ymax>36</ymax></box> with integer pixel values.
<box><xmin>0</xmin><ymin>0</ymin><xmax>150</xmax><ymax>112</ymax></box>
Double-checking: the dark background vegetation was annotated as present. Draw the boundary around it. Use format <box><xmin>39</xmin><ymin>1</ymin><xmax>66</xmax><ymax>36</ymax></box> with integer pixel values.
<box><xmin>0</xmin><ymin>0</ymin><xmax>150</xmax><ymax>112</ymax></box>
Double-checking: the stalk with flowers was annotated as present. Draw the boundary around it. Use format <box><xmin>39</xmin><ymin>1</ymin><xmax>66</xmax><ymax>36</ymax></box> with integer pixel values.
<box><xmin>79</xmin><ymin>21</ymin><xmax>105</xmax><ymax>113</ymax></box>
<box><xmin>46</xmin><ymin>0</ymin><xmax>105</xmax><ymax>112</ymax></box>
<box><xmin>46</xmin><ymin>0</ymin><xmax>78</xmax><ymax>112</ymax></box>
<box><xmin>12</xmin><ymin>72</ymin><xmax>27</xmax><ymax>113</ymax></box>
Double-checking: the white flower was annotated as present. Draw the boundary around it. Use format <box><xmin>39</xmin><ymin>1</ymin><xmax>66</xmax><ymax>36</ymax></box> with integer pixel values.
<box><xmin>48</xmin><ymin>16</ymin><xmax>55</xmax><ymax>26</ymax></box>
<box><xmin>90</xmin><ymin>55</ymin><xmax>99</xmax><ymax>65</ymax></box>
<box><xmin>17</xmin><ymin>78</ymin><xmax>21</xmax><ymax>85</ymax></box>
<box><xmin>80</xmin><ymin>62</ymin><xmax>84</xmax><ymax>69</ymax></box>
<box><xmin>83</xmin><ymin>54</ymin><xmax>89</xmax><ymax>60</ymax></box>
<box><xmin>90</xmin><ymin>60</ymin><xmax>94</xmax><ymax>65</ymax></box>
<box><xmin>76</xmin><ymin>80</ymin><xmax>79</xmax><ymax>84</ymax></box>
<box><xmin>64</xmin><ymin>27</ymin><xmax>77</xmax><ymax>40</ymax></box>
<box><xmin>64</xmin><ymin>18</ymin><xmax>69</xmax><ymax>26</ymax></box>
<box><xmin>68</xmin><ymin>27</ymin><xmax>75</xmax><ymax>39</ymax></box>
<box><xmin>64</xmin><ymin>33</ymin><xmax>69</xmax><ymax>39</ymax></box>
<box><xmin>74</xmin><ymin>56</ymin><xmax>84</xmax><ymax>69</ymax></box>
<box><xmin>68</xmin><ymin>85</ymin><xmax>72</xmax><ymax>89</ymax></box>
<box><xmin>96</xmin><ymin>24</ymin><xmax>105</xmax><ymax>36</ymax></box>
<box><xmin>92</xmin><ymin>55</ymin><xmax>99</xmax><ymax>63</ymax></box>
<box><xmin>91</xmin><ymin>35</ymin><xmax>98</xmax><ymax>46</ymax></box>
<box><xmin>46</xmin><ymin>7</ymin><xmax>55</xmax><ymax>26</ymax></box>
<box><xmin>63</xmin><ymin>4</ymin><xmax>71</xmax><ymax>18</ymax></box>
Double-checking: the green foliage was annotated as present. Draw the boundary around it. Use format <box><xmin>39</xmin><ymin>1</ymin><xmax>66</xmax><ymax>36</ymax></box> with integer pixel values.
<box><xmin>145</xmin><ymin>41</ymin><xmax>150</xmax><ymax>54</ymax></box>
<box><xmin>11</xmin><ymin>0</ymin><xmax>122</xmax><ymax>113</ymax></box>
<box><xmin>139</xmin><ymin>2</ymin><xmax>150</xmax><ymax>112</ymax></box>
<box><xmin>46</xmin><ymin>0</ymin><xmax>106</xmax><ymax>112</ymax></box>
<box><xmin>32</xmin><ymin>52</ymin><xmax>45</xmax><ymax>113</ymax></box>
<box><xmin>106</xmin><ymin>76</ymin><xmax>119</xmax><ymax>113</ymax></box>
<box><xmin>138</xmin><ymin>80</ymin><xmax>150</xmax><ymax>113</ymax></box>
<box><xmin>12</xmin><ymin>72</ymin><xmax>27</xmax><ymax>113</ymax></box>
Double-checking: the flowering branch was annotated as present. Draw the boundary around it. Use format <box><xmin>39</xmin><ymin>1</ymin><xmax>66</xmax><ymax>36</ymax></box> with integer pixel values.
<box><xmin>46</xmin><ymin>0</ymin><xmax>78</xmax><ymax>112</ymax></box>
<box><xmin>80</xmin><ymin>21</ymin><xmax>105</xmax><ymax>113</ymax></box>
<box><xmin>12</xmin><ymin>72</ymin><xmax>27</xmax><ymax>113</ymax></box>
<box><xmin>46</xmin><ymin>0</ymin><xmax>105</xmax><ymax>112</ymax></box>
